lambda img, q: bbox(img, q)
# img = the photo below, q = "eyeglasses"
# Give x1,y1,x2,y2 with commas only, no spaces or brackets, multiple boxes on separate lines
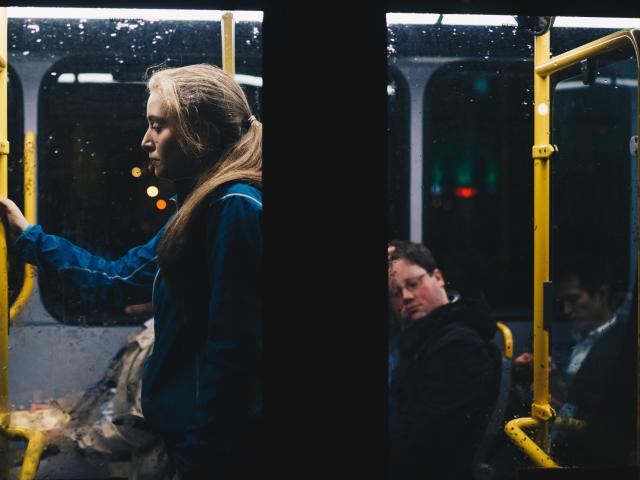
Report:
390,273,427,299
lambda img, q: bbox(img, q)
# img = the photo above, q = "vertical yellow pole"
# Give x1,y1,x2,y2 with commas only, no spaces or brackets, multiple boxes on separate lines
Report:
0,7,9,477
532,31,554,451
9,133,36,321
221,12,235,76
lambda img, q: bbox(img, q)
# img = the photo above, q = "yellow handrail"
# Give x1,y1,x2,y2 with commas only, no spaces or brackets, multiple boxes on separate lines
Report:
0,6,9,478
535,29,635,78
0,6,9,424
495,321,513,359
222,12,235,76
531,30,554,454
505,27,640,467
0,11,44,479
9,132,36,321
4,426,45,480
504,417,560,468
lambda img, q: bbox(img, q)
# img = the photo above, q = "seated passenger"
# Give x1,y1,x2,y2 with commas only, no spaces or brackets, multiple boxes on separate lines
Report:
550,268,634,466
388,240,515,480
555,271,620,388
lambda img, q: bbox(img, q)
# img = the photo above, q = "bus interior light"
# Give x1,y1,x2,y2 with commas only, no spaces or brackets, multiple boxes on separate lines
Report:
441,15,517,26
57,73,75,83
7,7,263,22
386,13,440,25
234,74,263,88
386,13,640,29
77,73,114,84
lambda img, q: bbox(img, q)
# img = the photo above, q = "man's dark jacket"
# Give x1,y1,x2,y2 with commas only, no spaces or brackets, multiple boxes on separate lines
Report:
389,299,502,480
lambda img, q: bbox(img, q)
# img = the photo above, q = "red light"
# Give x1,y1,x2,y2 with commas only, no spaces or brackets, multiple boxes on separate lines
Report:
156,199,167,210
456,187,477,199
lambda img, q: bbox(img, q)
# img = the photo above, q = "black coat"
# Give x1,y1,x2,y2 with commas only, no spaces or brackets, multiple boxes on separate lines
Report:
554,317,636,466
389,299,502,480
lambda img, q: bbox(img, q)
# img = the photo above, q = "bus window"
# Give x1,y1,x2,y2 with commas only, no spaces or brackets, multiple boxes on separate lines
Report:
424,61,533,314
387,13,639,474
550,44,637,466
386,15,638,325
8,12,262,325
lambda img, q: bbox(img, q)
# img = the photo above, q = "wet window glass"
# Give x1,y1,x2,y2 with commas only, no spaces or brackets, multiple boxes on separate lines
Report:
550,44,637,467
7,10,262,325
387,13,639,475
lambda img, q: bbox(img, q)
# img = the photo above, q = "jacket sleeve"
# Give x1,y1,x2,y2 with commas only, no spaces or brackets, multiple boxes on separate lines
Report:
14,223,163,295
174,193,263,478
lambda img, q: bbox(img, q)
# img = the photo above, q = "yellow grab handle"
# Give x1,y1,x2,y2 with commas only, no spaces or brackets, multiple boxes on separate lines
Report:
496,322,513,359
504,417,560,468
4,426,45,480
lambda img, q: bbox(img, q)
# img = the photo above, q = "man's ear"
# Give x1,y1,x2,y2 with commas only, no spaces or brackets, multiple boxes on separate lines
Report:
432,268,446,287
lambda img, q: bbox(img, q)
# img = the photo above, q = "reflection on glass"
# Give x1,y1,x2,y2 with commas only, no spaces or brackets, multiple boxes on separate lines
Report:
6,10,263,324
550,47,637,467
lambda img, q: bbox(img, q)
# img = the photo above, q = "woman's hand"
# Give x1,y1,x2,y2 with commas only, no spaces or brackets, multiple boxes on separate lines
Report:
0,197,30,238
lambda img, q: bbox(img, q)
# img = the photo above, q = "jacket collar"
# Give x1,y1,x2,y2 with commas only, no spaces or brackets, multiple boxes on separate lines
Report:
398,297,495,357
172,177,197,207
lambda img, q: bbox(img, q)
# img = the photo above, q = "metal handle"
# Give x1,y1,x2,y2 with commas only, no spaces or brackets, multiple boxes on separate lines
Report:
495,322,513,359
504,417,560,468
3,426,45,480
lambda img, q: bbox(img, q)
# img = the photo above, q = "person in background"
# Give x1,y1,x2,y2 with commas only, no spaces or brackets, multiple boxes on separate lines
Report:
387,240,506,480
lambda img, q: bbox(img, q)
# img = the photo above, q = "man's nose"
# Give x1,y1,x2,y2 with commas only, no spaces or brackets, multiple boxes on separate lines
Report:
402,287,414,301
563,302,573,315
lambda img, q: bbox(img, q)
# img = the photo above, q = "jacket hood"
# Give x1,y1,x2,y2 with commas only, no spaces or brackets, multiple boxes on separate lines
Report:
399,297,497,354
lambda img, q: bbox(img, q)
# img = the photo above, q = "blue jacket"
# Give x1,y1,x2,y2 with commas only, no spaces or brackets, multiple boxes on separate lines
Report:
15,180,263,477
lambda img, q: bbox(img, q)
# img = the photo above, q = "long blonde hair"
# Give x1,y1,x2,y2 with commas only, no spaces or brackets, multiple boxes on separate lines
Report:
149,64,262,295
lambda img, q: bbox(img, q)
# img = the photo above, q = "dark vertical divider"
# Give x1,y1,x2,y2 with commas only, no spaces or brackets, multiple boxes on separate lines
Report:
263,3,388,479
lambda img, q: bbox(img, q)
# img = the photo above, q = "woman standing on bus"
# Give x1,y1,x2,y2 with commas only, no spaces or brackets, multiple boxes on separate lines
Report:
0,64,263,479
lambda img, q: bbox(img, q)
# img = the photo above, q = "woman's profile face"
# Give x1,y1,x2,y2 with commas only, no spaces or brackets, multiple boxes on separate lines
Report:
141,91,197,180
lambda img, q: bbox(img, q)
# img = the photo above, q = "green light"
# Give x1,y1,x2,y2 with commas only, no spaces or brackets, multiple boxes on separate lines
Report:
456,156,473,186
486,158,498,189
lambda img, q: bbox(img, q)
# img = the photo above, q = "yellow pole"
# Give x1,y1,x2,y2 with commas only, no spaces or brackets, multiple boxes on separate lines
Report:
532,30,554,451
10,133,36,321
0,6,9,421
0,7,9,478
221,12,235,76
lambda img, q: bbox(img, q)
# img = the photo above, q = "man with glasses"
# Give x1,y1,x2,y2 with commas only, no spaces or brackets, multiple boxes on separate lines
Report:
388,240,509,480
